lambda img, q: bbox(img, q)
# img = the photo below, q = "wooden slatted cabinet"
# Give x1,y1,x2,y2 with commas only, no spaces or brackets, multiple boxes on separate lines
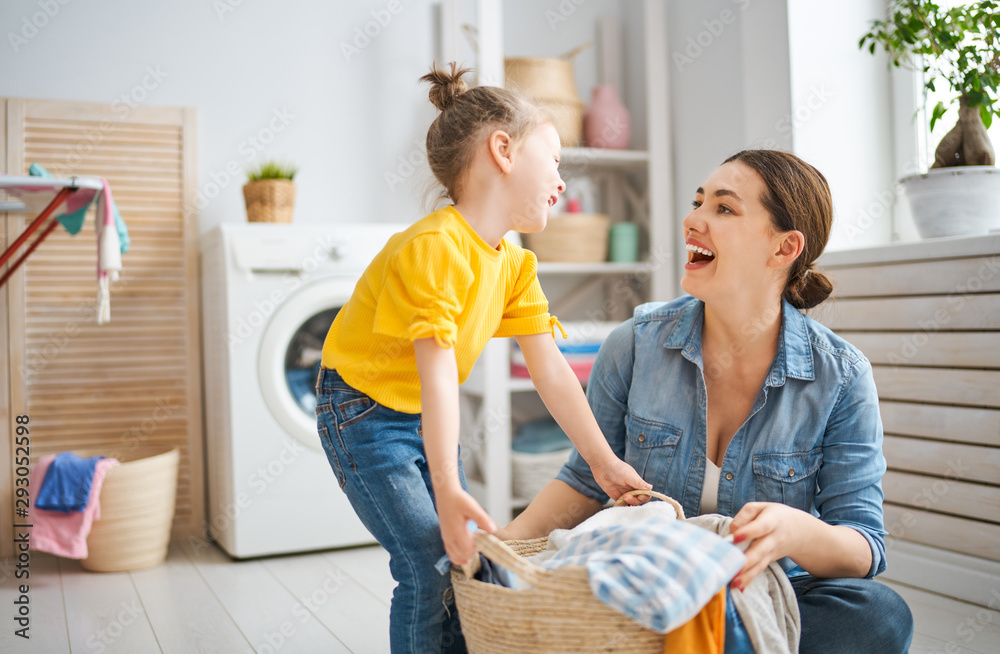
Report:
0,98,204,558
812,235,1000,607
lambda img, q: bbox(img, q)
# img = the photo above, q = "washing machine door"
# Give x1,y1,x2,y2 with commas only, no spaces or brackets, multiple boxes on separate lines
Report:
258,277,357,451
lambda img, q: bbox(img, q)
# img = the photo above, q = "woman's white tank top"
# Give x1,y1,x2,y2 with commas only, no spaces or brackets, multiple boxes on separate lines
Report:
700,458,721,514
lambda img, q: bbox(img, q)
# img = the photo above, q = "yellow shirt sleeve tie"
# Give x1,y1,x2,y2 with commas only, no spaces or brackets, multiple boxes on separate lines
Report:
407,312,458,349
549,316,568,340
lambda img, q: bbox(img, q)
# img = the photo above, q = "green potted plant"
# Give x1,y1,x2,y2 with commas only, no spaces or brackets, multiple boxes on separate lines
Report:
243,160,299,223
860,0,1000,238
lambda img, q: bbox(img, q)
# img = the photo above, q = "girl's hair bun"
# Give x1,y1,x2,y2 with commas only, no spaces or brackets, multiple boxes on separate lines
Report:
420,62,470,112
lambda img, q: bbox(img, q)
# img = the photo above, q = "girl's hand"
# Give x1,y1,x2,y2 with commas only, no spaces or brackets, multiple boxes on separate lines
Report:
590,457,653,506
436,487,497,565
727,502,809,590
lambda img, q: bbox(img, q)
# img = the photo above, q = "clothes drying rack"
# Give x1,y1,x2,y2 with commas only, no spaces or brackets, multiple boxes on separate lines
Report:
0,176,105,288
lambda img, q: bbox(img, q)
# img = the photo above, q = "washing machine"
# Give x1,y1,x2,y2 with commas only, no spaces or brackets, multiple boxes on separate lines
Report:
200,223,405,558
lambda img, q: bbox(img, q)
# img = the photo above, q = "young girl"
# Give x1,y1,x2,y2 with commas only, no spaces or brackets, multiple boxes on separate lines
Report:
314,63,651,653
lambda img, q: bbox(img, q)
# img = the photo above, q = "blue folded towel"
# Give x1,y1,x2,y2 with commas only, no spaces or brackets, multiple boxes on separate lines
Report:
35,453,105,513
512,417,573,454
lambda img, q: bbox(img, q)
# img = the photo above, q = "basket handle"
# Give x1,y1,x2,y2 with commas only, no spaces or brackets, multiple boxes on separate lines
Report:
613,489,686,519
458,491,684,583
458,530,554,587
560,40,593,61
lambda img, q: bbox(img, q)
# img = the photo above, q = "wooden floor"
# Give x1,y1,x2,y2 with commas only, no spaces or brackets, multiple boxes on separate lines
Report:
0,541,998,653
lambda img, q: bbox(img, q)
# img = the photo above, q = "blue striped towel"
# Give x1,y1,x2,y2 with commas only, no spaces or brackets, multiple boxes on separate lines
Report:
538,519,745,633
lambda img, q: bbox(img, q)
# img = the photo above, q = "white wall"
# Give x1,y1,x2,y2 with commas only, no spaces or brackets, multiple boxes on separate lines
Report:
0,0,634,235
666,0,798,274
1,0,904,253
1,0,443,233
666,0,899,256
787,0,897,250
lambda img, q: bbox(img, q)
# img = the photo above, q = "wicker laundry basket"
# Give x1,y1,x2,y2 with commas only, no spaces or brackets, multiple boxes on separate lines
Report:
452,490,685,653
70,445,180,572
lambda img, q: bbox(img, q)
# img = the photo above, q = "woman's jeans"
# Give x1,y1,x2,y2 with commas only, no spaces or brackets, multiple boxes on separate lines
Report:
791,574,914,653
723,575,913,653
315,367,468,654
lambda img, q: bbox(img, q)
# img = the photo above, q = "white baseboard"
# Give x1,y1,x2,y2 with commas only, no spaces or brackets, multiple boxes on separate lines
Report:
882,539,1000,608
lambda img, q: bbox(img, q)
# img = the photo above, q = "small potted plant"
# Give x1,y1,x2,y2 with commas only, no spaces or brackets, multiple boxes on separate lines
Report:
243,160,299,223
860,0,1000,238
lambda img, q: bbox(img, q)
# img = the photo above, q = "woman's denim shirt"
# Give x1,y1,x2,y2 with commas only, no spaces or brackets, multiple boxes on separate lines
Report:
556,295,888,579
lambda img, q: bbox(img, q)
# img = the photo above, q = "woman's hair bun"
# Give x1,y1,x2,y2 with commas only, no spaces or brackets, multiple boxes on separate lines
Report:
787,268,833,310
420,62,470,112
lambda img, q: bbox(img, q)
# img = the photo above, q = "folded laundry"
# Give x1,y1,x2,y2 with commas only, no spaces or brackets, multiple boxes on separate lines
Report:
36,452,105,513
512,417,572,454
29,454,120,559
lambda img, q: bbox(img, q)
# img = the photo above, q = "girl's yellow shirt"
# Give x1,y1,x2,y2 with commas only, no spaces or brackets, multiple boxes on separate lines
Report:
321,205,563,414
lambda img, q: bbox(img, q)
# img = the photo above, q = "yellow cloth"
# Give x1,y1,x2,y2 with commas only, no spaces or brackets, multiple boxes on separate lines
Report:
662,588,727,653
321,205,562,414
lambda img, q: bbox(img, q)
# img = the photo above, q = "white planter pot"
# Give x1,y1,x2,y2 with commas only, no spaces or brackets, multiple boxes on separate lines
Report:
900,166,1000,239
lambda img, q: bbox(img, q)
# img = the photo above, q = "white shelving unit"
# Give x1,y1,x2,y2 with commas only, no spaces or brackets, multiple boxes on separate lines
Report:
444,0,675,521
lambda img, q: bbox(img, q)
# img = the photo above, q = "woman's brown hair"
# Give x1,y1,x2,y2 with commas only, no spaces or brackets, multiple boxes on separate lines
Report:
723,149,835,310
419,62,548,204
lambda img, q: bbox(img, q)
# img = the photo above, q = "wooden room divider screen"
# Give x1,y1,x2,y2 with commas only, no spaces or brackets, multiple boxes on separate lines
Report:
0,97,204,557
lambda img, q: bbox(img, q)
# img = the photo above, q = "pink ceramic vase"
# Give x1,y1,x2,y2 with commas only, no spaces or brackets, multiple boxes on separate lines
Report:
584,84,631,149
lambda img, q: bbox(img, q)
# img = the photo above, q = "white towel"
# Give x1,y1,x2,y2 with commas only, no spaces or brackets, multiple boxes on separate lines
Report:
95,179,121,325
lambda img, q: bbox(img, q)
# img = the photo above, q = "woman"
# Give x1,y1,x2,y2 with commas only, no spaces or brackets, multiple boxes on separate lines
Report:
500,150,914,653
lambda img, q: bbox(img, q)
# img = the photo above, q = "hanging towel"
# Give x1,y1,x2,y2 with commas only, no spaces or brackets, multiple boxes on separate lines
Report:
29,455,120,559
27,163,130,251
7,165,130,323
95,177,122,324
35,452,104,512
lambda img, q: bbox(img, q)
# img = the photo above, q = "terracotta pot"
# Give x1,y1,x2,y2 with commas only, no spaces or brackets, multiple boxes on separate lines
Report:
584,85,631,149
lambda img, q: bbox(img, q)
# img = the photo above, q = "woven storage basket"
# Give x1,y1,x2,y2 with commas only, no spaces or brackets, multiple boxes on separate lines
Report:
69,445,180,572
505,57,584,147
243,179,296,223
452,490,685,653
523,213,609,263
511,448,573,504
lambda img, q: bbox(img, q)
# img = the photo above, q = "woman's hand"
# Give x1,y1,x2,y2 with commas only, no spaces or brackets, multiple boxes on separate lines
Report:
436,487,497,565
727,502,810,590
590,456,653,506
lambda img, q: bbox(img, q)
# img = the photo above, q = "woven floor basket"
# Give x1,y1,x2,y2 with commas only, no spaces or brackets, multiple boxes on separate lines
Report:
243,179,296,223
68,445,180,572
452,490,685,653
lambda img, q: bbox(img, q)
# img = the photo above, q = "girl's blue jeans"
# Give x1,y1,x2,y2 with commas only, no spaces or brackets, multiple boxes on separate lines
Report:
315,367,468,654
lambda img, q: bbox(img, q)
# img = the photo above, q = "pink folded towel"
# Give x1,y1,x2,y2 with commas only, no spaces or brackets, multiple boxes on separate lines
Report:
29,454,120,558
